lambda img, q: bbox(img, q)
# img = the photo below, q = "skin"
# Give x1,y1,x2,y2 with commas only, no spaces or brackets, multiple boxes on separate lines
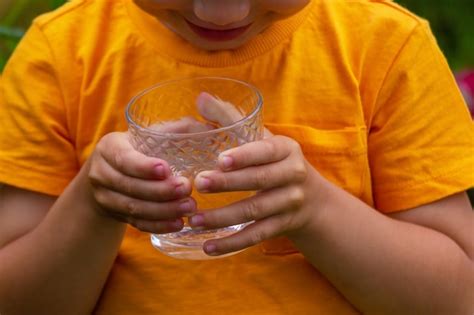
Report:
133,0,310,50
0,1,473,314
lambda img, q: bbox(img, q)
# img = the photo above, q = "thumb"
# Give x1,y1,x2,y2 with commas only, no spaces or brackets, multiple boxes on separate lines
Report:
196,92,273,138
196,92,244,127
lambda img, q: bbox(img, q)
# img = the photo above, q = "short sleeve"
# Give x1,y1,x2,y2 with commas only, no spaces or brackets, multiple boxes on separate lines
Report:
0,23,78,196
368,21,474,213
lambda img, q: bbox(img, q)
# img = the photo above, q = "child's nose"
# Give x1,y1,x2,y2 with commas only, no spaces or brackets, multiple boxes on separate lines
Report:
193,0,251,26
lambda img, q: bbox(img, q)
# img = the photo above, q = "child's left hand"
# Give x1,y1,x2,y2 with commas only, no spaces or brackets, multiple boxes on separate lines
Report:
189,93,324,256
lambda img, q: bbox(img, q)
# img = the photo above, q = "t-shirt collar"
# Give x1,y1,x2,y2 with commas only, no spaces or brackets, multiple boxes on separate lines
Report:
124,0,313,67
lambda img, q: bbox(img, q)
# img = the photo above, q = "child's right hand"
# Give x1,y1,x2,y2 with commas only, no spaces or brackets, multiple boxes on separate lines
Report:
86,132,196,233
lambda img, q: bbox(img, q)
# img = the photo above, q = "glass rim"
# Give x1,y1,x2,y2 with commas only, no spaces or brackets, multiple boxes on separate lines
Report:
125,76,263,138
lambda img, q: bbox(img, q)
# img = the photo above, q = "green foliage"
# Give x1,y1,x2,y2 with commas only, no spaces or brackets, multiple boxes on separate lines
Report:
0,0,67,70
396,0,474,70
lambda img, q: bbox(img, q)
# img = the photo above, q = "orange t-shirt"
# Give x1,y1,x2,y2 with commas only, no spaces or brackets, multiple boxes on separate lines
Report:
0,0,473,314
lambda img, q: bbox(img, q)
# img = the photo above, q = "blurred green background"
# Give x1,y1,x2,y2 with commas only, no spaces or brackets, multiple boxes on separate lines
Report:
1,0,473,71
0,0,65,70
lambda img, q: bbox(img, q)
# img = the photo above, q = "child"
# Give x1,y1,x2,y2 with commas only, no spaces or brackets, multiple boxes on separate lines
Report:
0,0,473,314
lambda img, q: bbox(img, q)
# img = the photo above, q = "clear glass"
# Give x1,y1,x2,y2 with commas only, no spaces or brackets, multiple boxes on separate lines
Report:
126,77,264,260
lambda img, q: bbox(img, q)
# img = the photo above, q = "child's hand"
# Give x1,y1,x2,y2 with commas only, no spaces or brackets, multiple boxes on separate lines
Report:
190,93,320,256
86,132,196,233
189,135,319,256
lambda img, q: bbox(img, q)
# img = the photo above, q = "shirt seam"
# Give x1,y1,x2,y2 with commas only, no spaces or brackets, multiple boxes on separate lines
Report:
376,162,474,194
0,157,77,178
372,0,422,21
0,161,75,196
30,22,80,169
367,20,423,131
32,0,88,29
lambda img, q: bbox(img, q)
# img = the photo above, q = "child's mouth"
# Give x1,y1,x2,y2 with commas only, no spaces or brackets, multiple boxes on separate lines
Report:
185,20,252,42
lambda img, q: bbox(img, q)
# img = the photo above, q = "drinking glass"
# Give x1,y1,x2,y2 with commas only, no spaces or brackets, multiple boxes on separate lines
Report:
126,77,264,260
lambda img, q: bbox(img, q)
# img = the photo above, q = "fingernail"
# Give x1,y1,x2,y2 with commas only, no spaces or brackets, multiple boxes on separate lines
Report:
179,199,195,215
204,243,218,255
174,178,188,197
154,164,166,178
189,214,204,226
219,155,233,170
195,176,211,191
196,92,207,107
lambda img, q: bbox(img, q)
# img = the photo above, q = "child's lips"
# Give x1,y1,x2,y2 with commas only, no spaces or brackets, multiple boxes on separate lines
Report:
185,20,252,42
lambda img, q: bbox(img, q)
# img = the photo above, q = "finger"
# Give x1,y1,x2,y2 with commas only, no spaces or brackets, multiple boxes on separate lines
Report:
149,116,215,133
202,214,292,256
197,92,273,138
216,136,296,172
93,186,197,220
90,158,192,201
196,92,244,127
130,218,184,234
99,132,172,180
195,158,307,192
188,186,303,229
